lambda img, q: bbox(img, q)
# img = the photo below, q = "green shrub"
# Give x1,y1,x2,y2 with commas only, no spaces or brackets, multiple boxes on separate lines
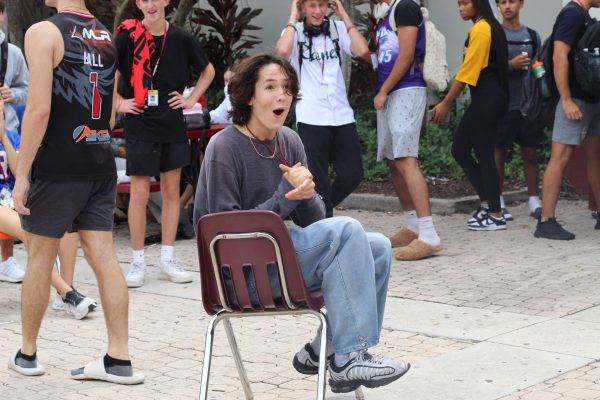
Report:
351,93,547,183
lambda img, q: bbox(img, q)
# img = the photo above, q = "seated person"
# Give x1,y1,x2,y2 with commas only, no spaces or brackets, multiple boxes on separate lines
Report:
193,54,409,394
0,101,96,319
209,69,233,124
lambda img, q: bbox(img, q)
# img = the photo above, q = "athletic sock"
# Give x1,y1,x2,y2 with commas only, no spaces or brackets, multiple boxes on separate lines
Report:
334,353,351,368
161,245,174,263
17,349,36,362
132,249,145,265
309,330,334,357
481,202,489,210
417,216,441,247
404,210,419,234
103,354,133,377
529,196,542,213
499,195,506,209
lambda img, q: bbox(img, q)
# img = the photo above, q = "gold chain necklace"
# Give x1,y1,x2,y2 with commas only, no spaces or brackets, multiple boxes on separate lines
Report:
245,126,276,159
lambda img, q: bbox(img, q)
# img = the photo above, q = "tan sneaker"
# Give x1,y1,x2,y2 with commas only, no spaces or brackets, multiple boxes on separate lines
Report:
394,239,442,261
388,228,418,248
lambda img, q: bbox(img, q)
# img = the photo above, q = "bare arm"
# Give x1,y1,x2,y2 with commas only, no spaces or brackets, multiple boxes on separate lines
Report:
431,79,467,124
168,62,215,110
331,0,370,62
12,22,60,215
374,26,418,110
0,101,18,171
553,40,581,120
275,0,301,58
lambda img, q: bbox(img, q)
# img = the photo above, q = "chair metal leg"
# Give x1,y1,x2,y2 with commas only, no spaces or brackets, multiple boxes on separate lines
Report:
223,317,254,400
54,256,61,273
316,311,328,400
199,313,220,400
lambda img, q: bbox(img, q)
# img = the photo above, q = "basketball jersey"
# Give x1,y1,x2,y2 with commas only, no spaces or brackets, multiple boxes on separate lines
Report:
32,11,117,181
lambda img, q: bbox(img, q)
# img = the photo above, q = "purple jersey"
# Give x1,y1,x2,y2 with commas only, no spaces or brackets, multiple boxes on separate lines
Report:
376,1,426,92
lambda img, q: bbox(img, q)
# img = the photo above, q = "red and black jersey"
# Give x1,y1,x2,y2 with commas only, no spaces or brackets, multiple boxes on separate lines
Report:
32,11,117,181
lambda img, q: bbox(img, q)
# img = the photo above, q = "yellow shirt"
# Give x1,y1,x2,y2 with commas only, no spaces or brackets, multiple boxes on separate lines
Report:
455,19,492,87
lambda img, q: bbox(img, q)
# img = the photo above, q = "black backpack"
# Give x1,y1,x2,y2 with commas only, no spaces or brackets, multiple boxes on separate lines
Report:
573,21,600,98
520,35,559,129
520,3,584,128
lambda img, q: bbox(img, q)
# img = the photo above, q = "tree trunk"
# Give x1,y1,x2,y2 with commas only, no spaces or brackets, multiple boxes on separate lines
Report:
171,0,194,27
6,0,42,49
114,0,134,31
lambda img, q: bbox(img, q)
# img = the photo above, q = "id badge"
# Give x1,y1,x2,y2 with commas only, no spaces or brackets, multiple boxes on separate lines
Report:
317,83,328,100
147,90,159,107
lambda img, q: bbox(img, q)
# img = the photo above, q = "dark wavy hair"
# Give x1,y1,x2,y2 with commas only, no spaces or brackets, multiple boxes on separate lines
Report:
473,0,509,88
228,54,301,126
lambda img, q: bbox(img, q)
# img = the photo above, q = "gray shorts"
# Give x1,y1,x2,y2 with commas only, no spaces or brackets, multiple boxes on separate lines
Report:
552,98,600,145
376,87,427,161
21,177,117,239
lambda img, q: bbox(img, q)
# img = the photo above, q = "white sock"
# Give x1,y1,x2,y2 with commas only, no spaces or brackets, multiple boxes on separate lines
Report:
529,196,541,212
404,210,419,233
481,201,489,210
334,353,351,367
418,216,441,247
499,195,506,209
132,249,145,265
161,245,174,263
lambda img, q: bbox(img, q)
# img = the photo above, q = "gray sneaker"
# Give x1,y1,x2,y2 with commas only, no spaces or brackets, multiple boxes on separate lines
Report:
293,343,332,375
62,289,96,320
328,351,410,393
8,350,45,376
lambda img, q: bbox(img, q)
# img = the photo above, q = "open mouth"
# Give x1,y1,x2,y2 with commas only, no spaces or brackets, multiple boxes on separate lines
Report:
273,108,285,116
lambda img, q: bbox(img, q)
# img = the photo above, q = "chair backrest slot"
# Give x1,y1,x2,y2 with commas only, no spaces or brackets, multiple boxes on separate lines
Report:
197,210,326,315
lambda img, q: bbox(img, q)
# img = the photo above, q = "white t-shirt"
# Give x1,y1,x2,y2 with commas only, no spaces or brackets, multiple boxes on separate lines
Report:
288,21,355,126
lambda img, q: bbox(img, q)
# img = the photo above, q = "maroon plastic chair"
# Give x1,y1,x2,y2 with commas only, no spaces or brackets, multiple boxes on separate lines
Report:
197,210,364,400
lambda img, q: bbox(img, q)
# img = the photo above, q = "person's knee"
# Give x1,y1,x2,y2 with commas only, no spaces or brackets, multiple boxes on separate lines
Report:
394,158,419,176
129,186,150,206
520,147,537,164
368,233,392,266
161,187,180,204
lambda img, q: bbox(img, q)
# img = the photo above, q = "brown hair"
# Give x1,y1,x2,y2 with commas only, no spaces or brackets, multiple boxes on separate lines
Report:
0,1,5,12
228,54,300,126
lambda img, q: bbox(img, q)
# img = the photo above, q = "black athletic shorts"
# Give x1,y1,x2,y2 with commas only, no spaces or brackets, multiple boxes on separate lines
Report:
126,140,190,177
495,110,547,151
21,177,117,239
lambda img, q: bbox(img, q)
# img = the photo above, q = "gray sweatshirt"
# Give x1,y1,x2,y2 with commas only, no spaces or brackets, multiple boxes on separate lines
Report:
0,31,29,133
193,125,325,230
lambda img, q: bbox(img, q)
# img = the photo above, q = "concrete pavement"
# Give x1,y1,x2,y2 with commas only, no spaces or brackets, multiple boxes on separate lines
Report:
1,199,599,399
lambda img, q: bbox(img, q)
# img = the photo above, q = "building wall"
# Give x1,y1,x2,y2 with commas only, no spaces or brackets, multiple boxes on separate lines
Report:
197,0,600,73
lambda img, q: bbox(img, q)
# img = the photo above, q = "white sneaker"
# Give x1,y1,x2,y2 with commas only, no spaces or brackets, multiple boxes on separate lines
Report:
52,292,67,311
328,351,410,393
159,259,192,283
0,257,25,283
126,261,146,288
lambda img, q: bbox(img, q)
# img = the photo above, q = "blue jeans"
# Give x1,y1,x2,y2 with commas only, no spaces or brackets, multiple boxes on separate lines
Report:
289,216,392,354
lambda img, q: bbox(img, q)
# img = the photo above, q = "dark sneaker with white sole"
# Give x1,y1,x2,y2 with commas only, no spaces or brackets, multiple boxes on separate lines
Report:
595,213,600,230
468,214,507,231
293,343,331,375
534,218,575,240
328,351,410,393
530,207,542,220
467,206,489,226
501,207,514,221
62,288,97,320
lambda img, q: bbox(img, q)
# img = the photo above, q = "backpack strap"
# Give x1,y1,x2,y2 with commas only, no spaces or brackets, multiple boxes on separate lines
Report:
526,27,539,59
295,22,307,76
328,20,342,67
0,40,8,87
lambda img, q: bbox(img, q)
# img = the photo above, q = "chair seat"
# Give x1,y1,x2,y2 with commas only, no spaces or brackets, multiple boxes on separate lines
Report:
116,181,161,194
